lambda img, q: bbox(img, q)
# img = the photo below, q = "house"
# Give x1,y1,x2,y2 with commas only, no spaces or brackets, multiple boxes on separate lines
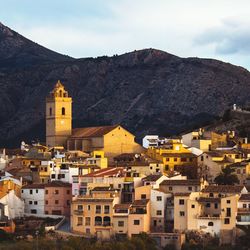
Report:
237,193,250,225
71,186,120,239
44,181,72,216
21,183,45,215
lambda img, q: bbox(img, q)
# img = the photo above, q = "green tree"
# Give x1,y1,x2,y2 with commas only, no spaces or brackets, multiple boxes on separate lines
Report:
214,166,239,185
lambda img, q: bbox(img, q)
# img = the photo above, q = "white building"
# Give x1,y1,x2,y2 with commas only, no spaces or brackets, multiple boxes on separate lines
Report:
21,184,45,215
143,135,159,148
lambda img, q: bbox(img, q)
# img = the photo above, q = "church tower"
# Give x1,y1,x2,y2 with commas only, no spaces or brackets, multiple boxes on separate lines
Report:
46,80,72,147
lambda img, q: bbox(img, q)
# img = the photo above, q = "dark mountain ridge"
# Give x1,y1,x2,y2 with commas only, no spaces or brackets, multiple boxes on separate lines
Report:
0,22,250,147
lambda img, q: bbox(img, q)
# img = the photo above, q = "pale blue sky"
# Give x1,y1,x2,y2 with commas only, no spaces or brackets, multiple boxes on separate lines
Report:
1,0,250,69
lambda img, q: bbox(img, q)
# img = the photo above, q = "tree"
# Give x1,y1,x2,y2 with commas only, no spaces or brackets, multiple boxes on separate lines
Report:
214,166,239,185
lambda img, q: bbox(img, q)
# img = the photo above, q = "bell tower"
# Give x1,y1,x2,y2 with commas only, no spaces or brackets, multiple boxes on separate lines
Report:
46,80,72,147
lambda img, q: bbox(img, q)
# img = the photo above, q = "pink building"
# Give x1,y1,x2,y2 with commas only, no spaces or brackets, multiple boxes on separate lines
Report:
44,181,72,216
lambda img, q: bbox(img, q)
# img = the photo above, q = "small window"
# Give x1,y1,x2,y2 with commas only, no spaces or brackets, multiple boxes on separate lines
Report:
156,210,162,216
45,190,48,194
174,158,177,162
180,211,185,216
88,205,91,211
55,200,59,204
157,196,162,201
67,190,70,195
191,204,195,208
188,186,192,191
85,217,91,226
55,190,59,195
224,218,230,224
36,189,38,193
34,201,38,205
62,107,65,115
45,200,48,205
214,203,218,209
77,217,83,226
169,187,173,191
30,190,33,195
49,108,52,116
243,204,247,208
118,221,124,227
179,199,184,205
134,220,140,225
206,203,210,208
29,201,32,205
141,194,146,199
208,221,214,226
227,200,231,204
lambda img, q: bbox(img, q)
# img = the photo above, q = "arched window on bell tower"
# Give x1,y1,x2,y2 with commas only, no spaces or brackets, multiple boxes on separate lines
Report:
62,107,65,115
49,107,52,116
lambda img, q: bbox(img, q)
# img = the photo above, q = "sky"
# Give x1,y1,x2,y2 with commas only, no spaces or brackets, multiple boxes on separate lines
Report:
1,0,250,69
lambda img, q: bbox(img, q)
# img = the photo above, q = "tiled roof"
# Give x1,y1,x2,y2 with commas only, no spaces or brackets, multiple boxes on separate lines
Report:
202,185,244,193
82,167,125,178
73,198,114,203
160,179,201,186
113,203,131,210
45,181,71,188
161,153,196,158
22,183,45,189
70,125,119,138
174,193,191,196
132,199,150,206
239,194,250,201
197,197,221,202
142,174,162,182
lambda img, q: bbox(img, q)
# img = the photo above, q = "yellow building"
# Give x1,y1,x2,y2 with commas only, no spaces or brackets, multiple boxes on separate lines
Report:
71,186,120,239
46,80,72,147
67,125,143,159
147,139,196,173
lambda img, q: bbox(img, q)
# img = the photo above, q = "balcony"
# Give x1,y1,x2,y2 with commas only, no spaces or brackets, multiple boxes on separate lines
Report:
197,214,221,220
130,209,147,214
74,210,84,215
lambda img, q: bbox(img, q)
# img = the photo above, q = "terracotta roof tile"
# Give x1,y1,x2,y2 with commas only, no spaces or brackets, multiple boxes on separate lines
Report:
202,185,244,193
239,194,250,201
70,125,119,138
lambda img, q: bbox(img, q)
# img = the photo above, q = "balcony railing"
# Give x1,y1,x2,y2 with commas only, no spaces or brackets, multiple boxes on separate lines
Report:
197,214,221,220
74,210,84,215
95,222,112,227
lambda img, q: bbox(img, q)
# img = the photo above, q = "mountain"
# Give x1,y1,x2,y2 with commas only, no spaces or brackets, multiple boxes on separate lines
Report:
0,22,250,147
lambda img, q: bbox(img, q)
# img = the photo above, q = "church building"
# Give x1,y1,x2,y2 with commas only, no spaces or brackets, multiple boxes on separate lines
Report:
46,81,143,158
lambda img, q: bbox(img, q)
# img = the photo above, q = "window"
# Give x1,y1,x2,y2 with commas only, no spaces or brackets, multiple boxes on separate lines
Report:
36,189,38,193
21,190,24,193
55,200,59,204
141,194,146,199
49,107,52,116
118,221,124,227
179,199,184,205
45,190,48,194
134,220,140,225
45,200,48,205
104,205,110,214
29,201,32,205
96,205,101,214
85,217,91,226
214,203,218,209
174,158,177,162
180,211,185,216
208,222,214,226
30,190,33,195
51,174,55,179
224,218,230,224
77,217,83,226
88,205,91,211
34,201,38,205
209,193,214,198
55,190,59,195
200,156,204,161
78,205,83,211
227,200,231,204
67,190,70,195
156,210,162,216
157,196,162,201
181,158,187,162
169,187,173,191
206,203,210,208
188,186,192,191
191,204,195,208
62,107,65,115
166,158,170,162
243,204,247,208
67,200,70,206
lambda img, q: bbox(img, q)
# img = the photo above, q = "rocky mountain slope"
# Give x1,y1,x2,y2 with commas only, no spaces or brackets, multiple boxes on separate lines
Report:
1,22,250,147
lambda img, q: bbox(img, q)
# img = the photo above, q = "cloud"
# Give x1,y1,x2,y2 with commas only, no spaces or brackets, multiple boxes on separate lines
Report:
195,18,250,55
